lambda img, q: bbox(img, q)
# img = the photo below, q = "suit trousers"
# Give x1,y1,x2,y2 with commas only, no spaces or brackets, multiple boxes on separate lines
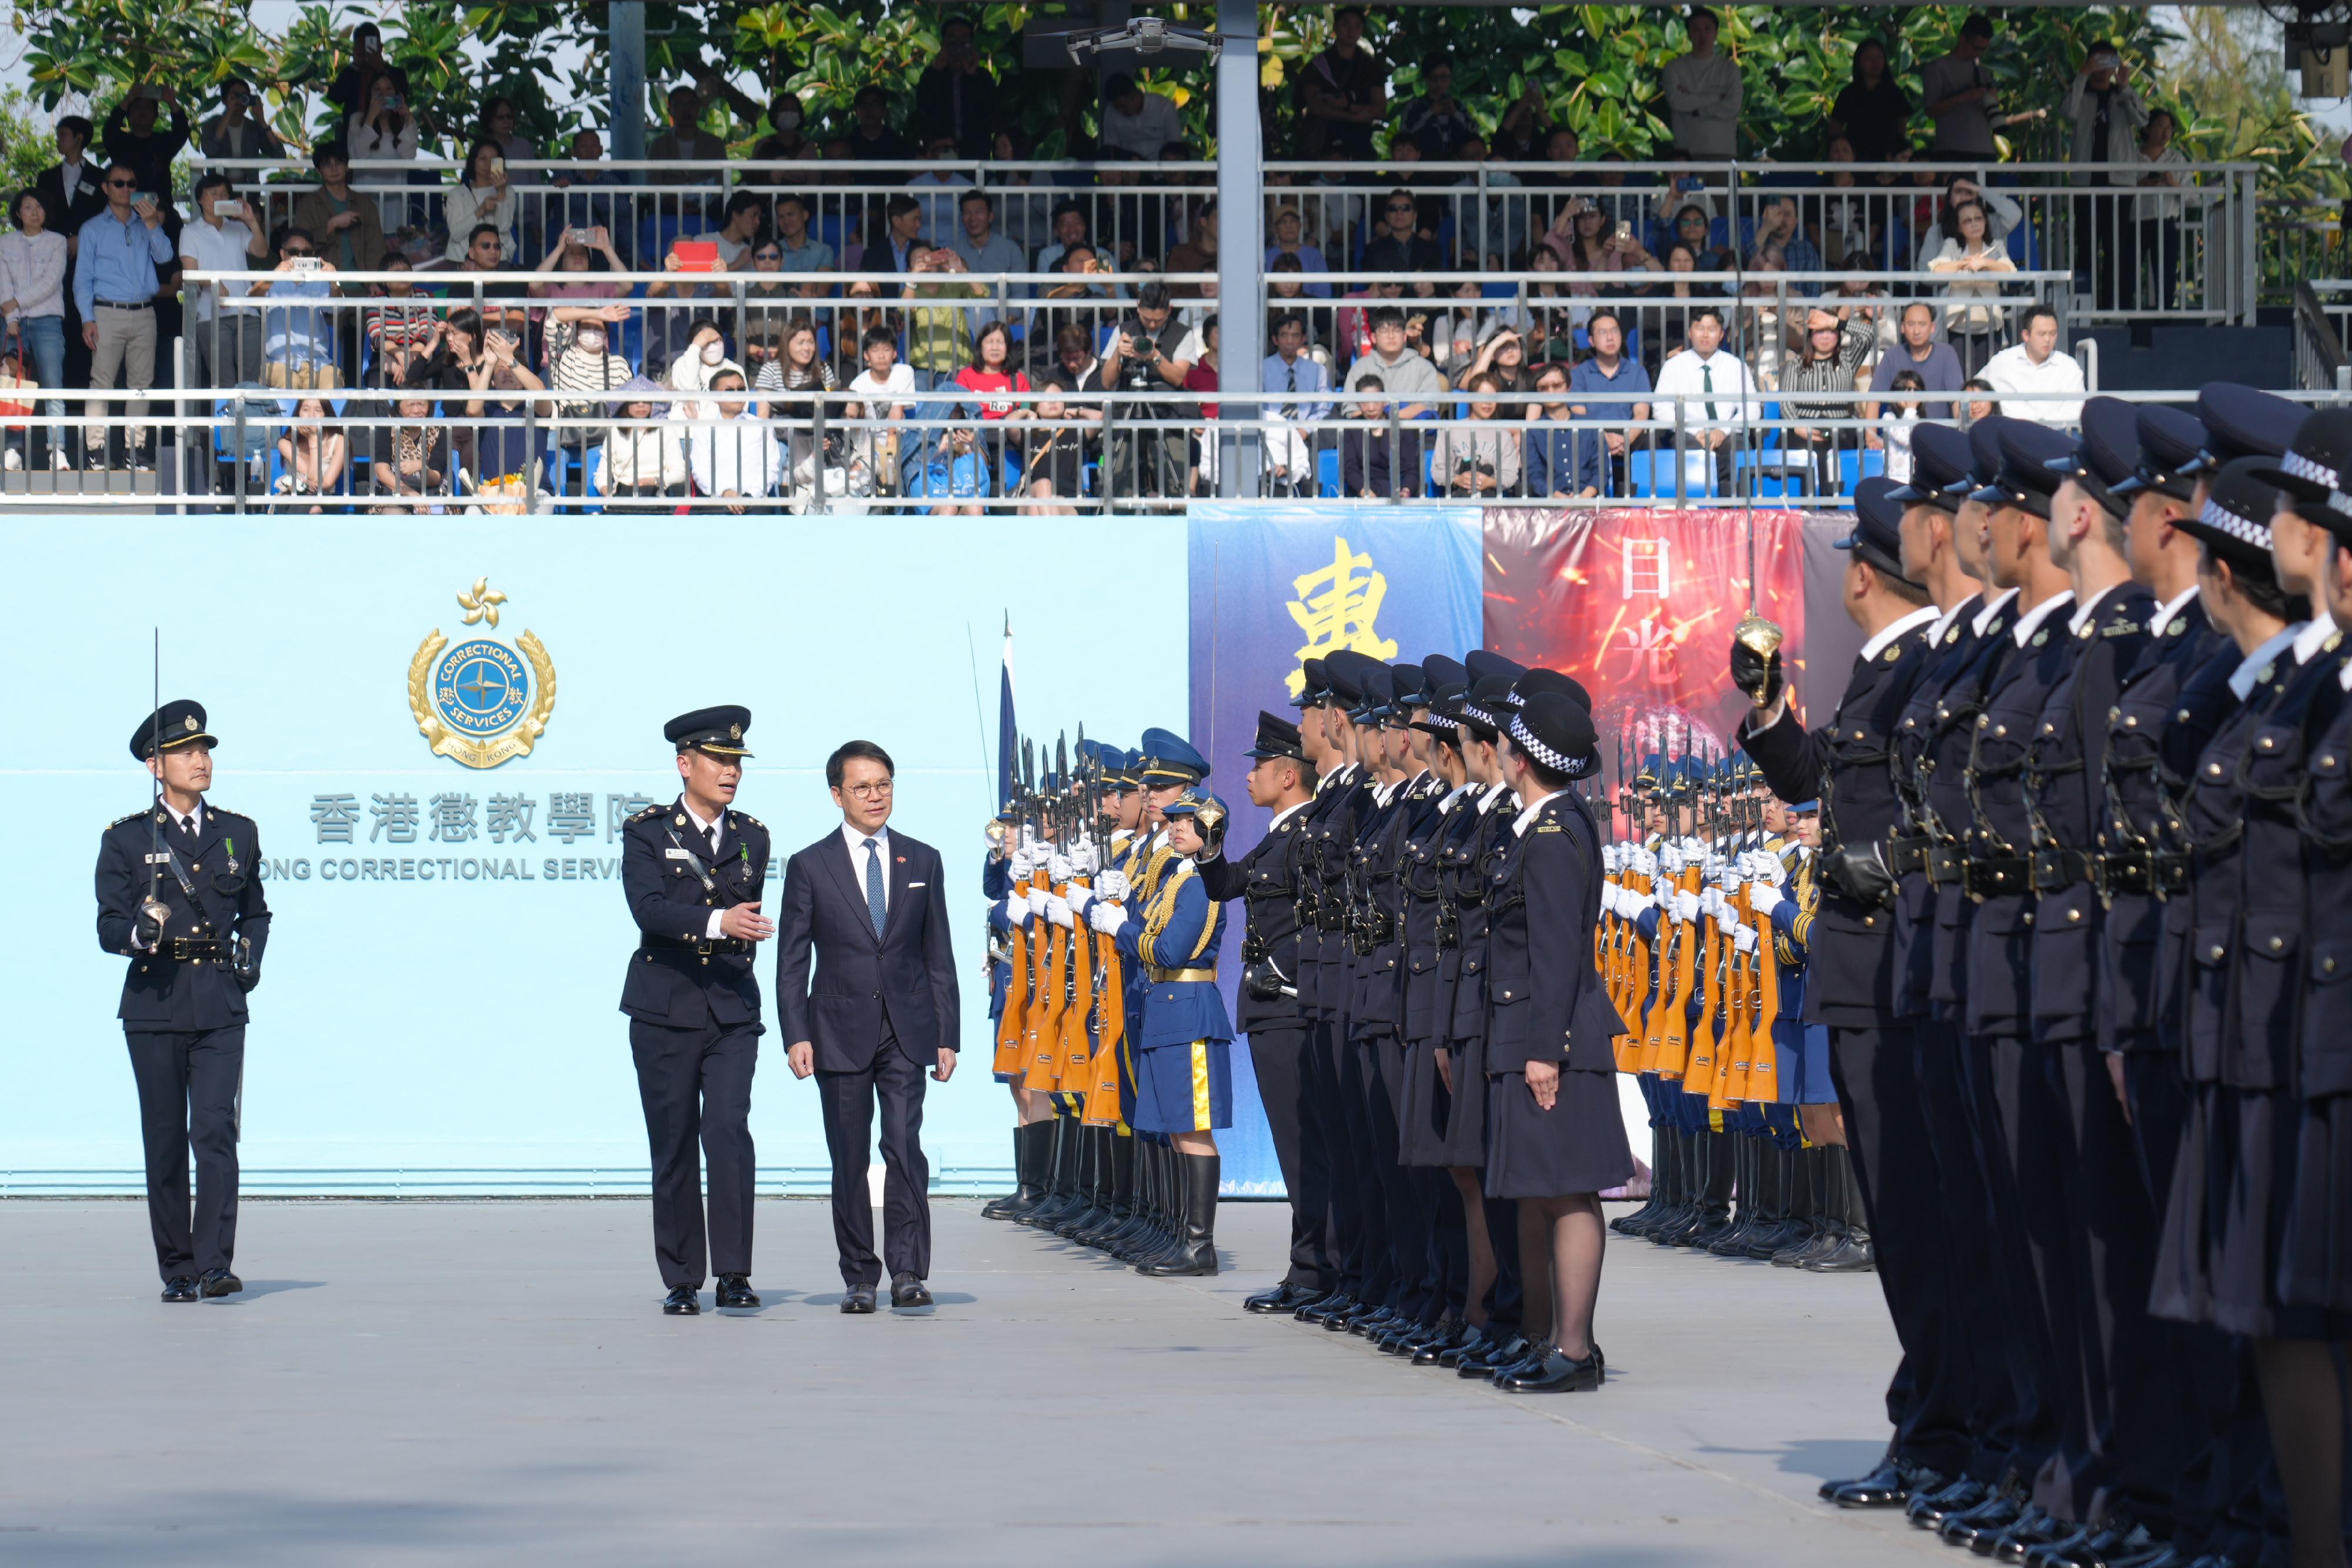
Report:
816,1035,932,1287
1916,1016,2023,1482
1829,1022,1973,1478
629,1019,759,1289
1364,1032,1437,1320
125,1025,245,1280
1247,1021,1335,1292
1325,1011,1386,1300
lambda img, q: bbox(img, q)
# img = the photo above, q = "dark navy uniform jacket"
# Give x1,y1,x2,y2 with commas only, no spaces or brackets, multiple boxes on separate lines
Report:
95,801,272,1031
1402,786,1481,1046
1742,610,1940,1028
2296,678,2352,1099
1351,773,1444,1035
1922,594,2022,1021
1194,801,1310,1036
1447,785,1518,1045
1890,593,1989,1022
1298,765,1371,1019
619,796,770,1032
1484,789,1625,1076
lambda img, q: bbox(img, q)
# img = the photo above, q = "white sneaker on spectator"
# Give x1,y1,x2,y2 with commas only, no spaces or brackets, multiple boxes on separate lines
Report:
4,449,21,471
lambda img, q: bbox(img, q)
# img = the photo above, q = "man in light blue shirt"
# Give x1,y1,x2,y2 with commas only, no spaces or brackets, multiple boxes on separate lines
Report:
72,161,172,470
1261,314,1332,496
948,190,1025,324
770,193,836,291
1567,310,1653,493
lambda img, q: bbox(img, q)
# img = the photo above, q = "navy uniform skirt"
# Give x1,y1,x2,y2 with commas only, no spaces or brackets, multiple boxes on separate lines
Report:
1397,1037,1463,1167
1482,1064,1635,1201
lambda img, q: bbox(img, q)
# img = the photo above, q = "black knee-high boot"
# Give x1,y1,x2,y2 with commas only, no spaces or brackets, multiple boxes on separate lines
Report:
1138,1152,1221,1276
986,1121,1051,1221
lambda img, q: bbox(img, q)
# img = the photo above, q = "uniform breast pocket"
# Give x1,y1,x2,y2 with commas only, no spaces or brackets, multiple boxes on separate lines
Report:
2301,937,2352,1097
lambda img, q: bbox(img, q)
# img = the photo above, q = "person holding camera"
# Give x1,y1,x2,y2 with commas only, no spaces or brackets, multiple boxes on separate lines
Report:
199,78,287,163
2062,41,2150,314
249,227,343,392
101,85,189,214
346,71,420,168
178,173,269,391
1100,281,1194,499
95,700,272,1303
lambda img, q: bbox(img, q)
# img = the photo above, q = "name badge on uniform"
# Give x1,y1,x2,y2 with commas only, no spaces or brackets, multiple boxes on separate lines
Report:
144,852,172,865
664,847,696,861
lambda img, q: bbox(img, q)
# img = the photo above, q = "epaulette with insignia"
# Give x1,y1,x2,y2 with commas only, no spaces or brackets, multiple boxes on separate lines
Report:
734,813,764,828
107,808,146,830
627,804,665,823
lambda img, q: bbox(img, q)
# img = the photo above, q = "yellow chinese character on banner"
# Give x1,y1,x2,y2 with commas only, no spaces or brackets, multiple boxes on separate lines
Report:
1287,536,1398,696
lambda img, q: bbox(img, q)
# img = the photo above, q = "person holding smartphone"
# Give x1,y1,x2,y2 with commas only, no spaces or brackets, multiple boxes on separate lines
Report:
178,173,269,392
199,78,287,163
442,139,516,265
100,85,189,213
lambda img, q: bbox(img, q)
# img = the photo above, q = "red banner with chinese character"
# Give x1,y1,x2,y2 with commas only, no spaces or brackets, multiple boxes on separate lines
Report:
1483,508,1813,782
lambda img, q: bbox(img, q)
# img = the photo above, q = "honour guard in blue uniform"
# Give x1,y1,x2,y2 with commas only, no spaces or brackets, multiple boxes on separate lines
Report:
617,706,772,1316
95,700,270,1303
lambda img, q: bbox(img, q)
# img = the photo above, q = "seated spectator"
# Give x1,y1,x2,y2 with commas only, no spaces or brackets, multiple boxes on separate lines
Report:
1033,200,1091,276
363,256,437,382
954,321,1033,420
1181,315,1221,495
868,194,929,275
1015,378,1088,512
1832,273,1896,363
749,91,816,170
770,193,835,289
1649,243,1712,361
1960,376,1997,426
1165,199,1218,298
1266,256,1334,361
450,223,531,339
399,306,546,482
681,367,777,509
845,323,917,496
1866,300,1964,424
1752,196,1823,294
843,85,918,168
443,141,518,265
249,226,343,390
1435,373,1521,497
1526,363,1603,499
1335,276,1407,365
1979,304,2083,427
906,138,971,250
1665,203,1735,277
1932,173,2023,247
733,241,803,343
1265,206,1331,299
1047,322,1107,429
604,377,687,498
913,420,991,515
201,78,288,162
1648,306,1762,490
479,96,536,168
1362,188,1443,285
1263,312,1334,496
530,226,631,363
178,175,268,390
1779,306,1878,492
743,327,783,387
293,143,387,276
1339,376,1421,499
764,315,836,483
275,396,347,510
1033,244,1111,373
903,245,985,381
369,391,451,510
102,85,189,207
552,128,623,254
1926,196,2016,373
348,72,419,166
1100,73,1184,161
1344,305,1443,420
546,305,634,460
1464,323,1538,403
1878,369,1926,482
707,190,770,272
1568,309,1652,483
1543,198,1663,295
1395,58,1480,168
950,189,1024,283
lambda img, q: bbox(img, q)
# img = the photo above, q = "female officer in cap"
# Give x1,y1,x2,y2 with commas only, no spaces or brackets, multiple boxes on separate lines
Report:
1089,787,1232,1277
1481,690,1633,1392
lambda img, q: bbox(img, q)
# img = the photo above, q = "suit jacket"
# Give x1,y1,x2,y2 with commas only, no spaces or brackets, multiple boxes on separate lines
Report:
34,162,109,242
776,825,959,1072
95,801,272,1031
617,798,770,1031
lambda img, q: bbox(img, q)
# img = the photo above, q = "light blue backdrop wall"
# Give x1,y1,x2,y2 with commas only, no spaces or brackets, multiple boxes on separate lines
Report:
1,516,1187,1193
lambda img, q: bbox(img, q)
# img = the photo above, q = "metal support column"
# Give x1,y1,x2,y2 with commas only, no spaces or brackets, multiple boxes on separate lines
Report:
609,1,647,162
1213,0,1262,498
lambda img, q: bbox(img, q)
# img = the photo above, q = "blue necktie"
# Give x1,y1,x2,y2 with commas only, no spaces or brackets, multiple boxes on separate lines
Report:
863,837,887,938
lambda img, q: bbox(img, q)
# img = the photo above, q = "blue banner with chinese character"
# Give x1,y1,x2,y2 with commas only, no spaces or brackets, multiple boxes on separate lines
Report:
1186,504,1484,1195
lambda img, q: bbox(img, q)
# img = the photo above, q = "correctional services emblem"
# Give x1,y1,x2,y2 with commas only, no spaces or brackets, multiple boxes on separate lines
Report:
406,577,558,768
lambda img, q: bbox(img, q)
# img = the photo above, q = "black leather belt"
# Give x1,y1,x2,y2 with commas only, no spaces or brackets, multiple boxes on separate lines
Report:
2028,847,2089,893
650,936,750,957
1888,833,1935,877
1963,855,2030,900
1924,842,1963,887
166,937,226,960
96,299,155,310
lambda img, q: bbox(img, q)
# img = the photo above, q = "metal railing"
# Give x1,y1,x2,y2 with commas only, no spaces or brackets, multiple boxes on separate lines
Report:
2296,280,2352,394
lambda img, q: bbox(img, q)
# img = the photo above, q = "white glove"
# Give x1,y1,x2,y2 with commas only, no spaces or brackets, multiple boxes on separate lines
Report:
1018,824,1038,853
1699,885,1723,920
1603,844,1621,874
1673,890,1700,924
1733,924,1758,955
1001,894,1026,926
1008,851,1033,881
1638,848,1658,878
1047,853,1073,884
1749,881,1785,920
1032,839,1057,864
1045,894,1075,928
1716,906,1740,938
1087,901,1128,937
1065,883,1096,915
1659,843,1683,875
1070,841,1096,875
1027,888,1049,917
1098,868,1130,902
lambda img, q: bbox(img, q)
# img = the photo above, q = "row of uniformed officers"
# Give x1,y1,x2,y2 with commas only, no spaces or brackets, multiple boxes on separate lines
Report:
1733,385,2352,1568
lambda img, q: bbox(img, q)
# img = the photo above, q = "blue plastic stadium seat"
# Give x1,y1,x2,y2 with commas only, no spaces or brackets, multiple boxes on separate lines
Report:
1626,447,1718,499
1317,445,1341,497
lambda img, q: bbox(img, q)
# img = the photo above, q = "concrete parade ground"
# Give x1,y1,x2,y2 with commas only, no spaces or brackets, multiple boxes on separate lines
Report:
0,1196,1949,1566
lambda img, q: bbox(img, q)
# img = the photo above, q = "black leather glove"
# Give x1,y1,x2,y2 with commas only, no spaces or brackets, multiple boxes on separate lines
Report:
133,902,165,950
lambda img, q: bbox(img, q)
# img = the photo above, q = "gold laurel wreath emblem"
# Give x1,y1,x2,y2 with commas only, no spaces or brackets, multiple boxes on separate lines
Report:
407,628,559,769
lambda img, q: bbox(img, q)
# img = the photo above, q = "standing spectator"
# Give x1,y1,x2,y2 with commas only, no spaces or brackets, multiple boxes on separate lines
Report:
1568,309,1652,488
651,83,730,178
1779,307,1877,492
1826,39,1911,164
2060,41,2149,312
199,79,288,163
1647,306,1761,491
0,190,71,469
750,92,816,169
1435,374,1520,497
915,14,1002,159
248,226,342,389
550,129,622,256
1865,300,1964,423
1921,14,1999,159
1395,58,1479,165
950,190,1024,282
1265,205,1331,297
72,164,171,471
603,377,687,499
323,21,412,120
1877,370,1926,482
1751,196,1822,293
101,86,191,208
1926,198,2015,373
1662,9,1741,159
443,141,518,265
478,96,536,168
346,72,420,166
2131,108,2188,314
178,174,268,392
1300,6,1385,161
1343,305,1442,420
1979,303,2084,428
1339,375,1418,498
1262,312,1333,496
844,85,918,168
1362,188,1442,282
1491,83,1551,164
1526,362,1602,499
1101,280,1192,497
293,143,388,278
905,138,971,252
1099,75,1184,161
35,118,108,243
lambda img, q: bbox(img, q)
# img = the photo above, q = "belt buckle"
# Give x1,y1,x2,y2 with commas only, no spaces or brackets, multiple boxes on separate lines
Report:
1925,843,1960,887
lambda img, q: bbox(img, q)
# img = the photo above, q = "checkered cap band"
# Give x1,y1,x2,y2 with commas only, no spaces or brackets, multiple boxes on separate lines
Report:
1507,710,1594,778
2200,495,2274,552
2284,450,2343,493
1457,700,1500,729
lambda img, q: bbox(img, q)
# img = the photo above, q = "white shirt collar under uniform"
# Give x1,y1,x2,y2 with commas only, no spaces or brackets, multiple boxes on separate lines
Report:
1860,604,1940,663
2147,584,2200,639
1513,788,1566,837
2230,623,2304,701
2010,589,2076,648
1971,586,2020,640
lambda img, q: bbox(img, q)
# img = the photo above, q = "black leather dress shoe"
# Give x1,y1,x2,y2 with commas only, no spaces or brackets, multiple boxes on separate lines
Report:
840,1283,877,1313
198,1268,243,1299
1458,1333,1530,1378
1803,1235,1878,1272
662,1285,700,1315
1297,1292,1352,1326
2027,1523,2152,1568
1486,1340,1556,1384
161,1275,199,1303
1497,1346,1605,1392
1943,1493,2027,1548
714,1274,760,1309
891,1273,934,1308
1435,1325,1493,1369
1833,1459,1943,1509
1984,1506,2070,1562
1245,1282,1324,1315
1411,1320,1472,1365
1910,1477,1990,1528
1820,1458,1903,1506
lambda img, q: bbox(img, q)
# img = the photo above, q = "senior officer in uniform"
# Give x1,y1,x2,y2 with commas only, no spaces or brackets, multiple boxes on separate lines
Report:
619,706,774,1316
95,699,270,1303
776,740,960,1313
1733,478,1960,1506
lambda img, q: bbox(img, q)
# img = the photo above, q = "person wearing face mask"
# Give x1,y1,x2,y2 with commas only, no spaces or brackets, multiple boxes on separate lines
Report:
547,307,634,480
667,321,740,397
530,225,630,363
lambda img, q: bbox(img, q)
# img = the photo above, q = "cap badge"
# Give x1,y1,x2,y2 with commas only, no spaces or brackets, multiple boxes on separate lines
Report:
729,723,741,740
182,716,198,733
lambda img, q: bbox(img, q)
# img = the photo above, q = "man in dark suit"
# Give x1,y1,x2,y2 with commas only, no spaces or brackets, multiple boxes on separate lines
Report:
36,115,111,411
776,739,960,1312
617,706,774,1316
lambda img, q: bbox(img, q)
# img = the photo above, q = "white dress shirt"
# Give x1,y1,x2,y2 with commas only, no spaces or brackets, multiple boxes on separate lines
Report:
1267,798,1313,833
683,800,730,940
2232,623,2305,701
1972,586,2020,639
1513,787,1567,837
1980,344,2086,429
2064,580,2124,636
130,797,205,951
841,821,893,915
1651,346,1763,432
2294,615,2340,666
